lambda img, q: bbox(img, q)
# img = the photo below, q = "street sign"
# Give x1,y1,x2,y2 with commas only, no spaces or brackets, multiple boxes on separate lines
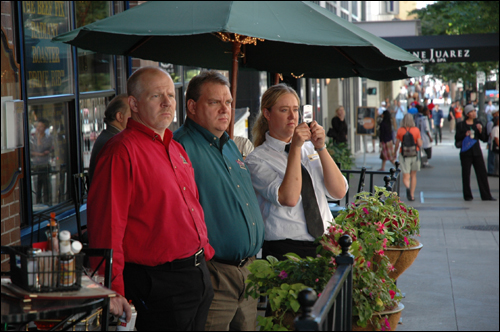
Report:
476,71,486,85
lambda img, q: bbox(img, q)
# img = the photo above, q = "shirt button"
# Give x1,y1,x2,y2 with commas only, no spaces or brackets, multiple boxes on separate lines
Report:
229,167,232,170
174,166,177,169
191,208,194,211
246,203,249,206
237,185,240,188
183,187,186,190
252,223,255,226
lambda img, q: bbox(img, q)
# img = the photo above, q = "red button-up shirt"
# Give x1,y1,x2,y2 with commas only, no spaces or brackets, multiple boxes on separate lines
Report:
87,119,214,296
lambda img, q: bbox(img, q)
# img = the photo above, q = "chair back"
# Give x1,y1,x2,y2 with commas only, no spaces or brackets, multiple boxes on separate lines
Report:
72,172,90,243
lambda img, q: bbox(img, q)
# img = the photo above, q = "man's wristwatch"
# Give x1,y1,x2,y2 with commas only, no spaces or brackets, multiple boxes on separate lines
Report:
315,144,327,152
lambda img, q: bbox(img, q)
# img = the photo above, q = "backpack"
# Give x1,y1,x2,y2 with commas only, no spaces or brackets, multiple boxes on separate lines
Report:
401,128,418,157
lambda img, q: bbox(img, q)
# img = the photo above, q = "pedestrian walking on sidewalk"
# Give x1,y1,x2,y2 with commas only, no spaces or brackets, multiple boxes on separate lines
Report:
455,105,496,201
379,110,396,171
394,114,423,201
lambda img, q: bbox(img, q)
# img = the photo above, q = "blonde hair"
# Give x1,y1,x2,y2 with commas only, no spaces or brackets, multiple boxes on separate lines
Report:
334,106,344,118
252,84,300,147
401,113,416,128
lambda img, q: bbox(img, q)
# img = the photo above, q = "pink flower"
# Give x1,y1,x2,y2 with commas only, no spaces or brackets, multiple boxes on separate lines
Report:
363,207,369,214
366,261,371,268
404,236,409,246
278,270,288,279
330,257,337,266
381,278,386,283
388,264,395,272
389,290,396,299
375,221,386,234
315,278,319,282
382,238,388,248
377,250,385,256
383,317,391,330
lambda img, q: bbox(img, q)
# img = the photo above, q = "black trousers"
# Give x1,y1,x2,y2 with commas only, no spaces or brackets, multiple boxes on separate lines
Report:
262,239,318,261
434,126,442,143
460,153,493,200
123,259,213,331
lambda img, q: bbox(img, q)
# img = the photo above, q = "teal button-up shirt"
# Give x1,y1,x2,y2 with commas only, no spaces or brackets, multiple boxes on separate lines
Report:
174,118,264,261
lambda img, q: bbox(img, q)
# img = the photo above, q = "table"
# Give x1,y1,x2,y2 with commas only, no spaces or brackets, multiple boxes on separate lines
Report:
1,276,115,331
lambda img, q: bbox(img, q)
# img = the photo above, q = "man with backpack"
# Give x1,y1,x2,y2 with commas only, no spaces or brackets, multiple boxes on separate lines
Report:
394,114,423,201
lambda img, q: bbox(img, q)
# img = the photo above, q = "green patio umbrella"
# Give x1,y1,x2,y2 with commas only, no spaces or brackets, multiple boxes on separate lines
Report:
53,1,422,136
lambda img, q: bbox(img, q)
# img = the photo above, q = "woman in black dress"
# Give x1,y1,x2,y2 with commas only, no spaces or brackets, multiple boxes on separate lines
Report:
329,106,348,144
379,111,395,171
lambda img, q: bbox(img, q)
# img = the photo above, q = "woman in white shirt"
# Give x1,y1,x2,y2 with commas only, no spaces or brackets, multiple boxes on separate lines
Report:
245,84,348,260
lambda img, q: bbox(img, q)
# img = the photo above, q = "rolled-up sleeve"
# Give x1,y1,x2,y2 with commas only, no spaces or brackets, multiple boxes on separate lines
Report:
245,157,283,207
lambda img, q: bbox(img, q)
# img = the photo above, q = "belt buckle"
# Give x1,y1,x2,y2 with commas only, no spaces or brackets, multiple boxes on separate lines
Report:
238,257,249,268
194,248,204,267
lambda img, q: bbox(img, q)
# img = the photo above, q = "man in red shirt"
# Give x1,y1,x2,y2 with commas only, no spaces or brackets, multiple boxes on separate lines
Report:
87,67,215,331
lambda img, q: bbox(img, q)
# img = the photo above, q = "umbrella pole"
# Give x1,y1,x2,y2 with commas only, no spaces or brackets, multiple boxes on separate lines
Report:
229,42,241,139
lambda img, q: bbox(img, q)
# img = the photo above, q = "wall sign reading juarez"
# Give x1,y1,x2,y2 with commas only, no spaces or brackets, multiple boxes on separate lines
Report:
22,1,73,97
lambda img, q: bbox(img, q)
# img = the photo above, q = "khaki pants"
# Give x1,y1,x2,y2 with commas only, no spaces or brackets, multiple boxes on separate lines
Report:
205,258,258,331
449,118,456,132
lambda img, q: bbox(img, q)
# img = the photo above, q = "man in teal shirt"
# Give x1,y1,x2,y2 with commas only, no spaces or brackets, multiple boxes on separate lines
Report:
174,71,264,331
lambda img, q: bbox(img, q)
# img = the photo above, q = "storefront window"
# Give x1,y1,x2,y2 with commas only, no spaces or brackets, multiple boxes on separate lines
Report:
22,1,73,97
76,2,113,92
80,97,108,169
28,103,70,211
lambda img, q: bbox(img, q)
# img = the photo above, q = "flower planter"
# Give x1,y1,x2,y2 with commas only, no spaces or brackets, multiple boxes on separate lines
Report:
353,303,405,331
385,241,423,280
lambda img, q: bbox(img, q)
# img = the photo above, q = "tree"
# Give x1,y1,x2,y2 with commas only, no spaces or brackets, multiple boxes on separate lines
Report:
410,1,499,85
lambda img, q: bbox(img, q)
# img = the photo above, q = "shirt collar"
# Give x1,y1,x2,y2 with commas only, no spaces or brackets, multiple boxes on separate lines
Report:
126,118,173,145
265,132,292,153
185,117,229,150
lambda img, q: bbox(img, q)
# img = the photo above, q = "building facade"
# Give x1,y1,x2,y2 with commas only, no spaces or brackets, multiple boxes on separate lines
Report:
1,1,417,271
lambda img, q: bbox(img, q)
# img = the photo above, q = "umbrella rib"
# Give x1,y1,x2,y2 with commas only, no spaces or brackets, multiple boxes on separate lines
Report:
333,46,359,75
125,36,153,54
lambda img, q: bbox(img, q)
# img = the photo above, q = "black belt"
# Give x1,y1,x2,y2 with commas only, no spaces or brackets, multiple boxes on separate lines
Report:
213,256,251,268
127,248,204,272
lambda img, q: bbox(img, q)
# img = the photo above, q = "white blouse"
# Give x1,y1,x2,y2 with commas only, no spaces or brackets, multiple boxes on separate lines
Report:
245,132,348,242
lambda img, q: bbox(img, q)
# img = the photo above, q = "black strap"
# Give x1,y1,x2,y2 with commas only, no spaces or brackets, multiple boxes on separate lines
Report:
285,144,324,238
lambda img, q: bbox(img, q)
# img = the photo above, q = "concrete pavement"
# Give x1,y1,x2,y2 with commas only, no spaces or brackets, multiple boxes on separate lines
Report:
354,128,499,331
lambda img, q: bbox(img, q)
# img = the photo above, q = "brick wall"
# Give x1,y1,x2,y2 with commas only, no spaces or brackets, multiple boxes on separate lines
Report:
1,184,21,271
1,0,21,272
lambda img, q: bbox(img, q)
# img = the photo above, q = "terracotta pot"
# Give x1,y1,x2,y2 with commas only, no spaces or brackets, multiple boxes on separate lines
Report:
353,303,404,331
385,241,423,280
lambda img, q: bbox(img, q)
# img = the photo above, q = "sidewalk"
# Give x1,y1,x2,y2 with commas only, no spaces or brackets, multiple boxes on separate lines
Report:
354,129,499,331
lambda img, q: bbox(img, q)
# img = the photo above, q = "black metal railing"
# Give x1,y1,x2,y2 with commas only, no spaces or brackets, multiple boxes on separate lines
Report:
295,235,354,331
332,162,402,206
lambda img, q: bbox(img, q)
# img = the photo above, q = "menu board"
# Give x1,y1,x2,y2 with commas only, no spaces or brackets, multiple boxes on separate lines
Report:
22,1,73,97
356,107,377,135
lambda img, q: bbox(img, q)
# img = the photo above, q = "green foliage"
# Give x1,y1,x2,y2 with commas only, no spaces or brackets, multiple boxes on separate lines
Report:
327,141,355,171
246,253,335,331
318,187,419,329
409,1,499,84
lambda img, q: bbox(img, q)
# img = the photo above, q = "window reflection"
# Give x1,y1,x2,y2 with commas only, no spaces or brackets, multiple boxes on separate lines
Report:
80,97,107,169
28,103,70,211
76,2,113,92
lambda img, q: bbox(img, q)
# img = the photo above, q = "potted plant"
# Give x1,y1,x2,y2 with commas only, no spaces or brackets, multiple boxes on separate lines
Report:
245,253,335,331
334,187,422,280
319,221,403,331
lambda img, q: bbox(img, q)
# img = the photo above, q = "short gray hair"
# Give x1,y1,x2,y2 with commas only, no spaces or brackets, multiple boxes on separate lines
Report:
400,113,415,128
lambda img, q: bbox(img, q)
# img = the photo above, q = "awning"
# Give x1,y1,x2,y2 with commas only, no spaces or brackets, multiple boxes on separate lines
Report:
383,33,499,64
